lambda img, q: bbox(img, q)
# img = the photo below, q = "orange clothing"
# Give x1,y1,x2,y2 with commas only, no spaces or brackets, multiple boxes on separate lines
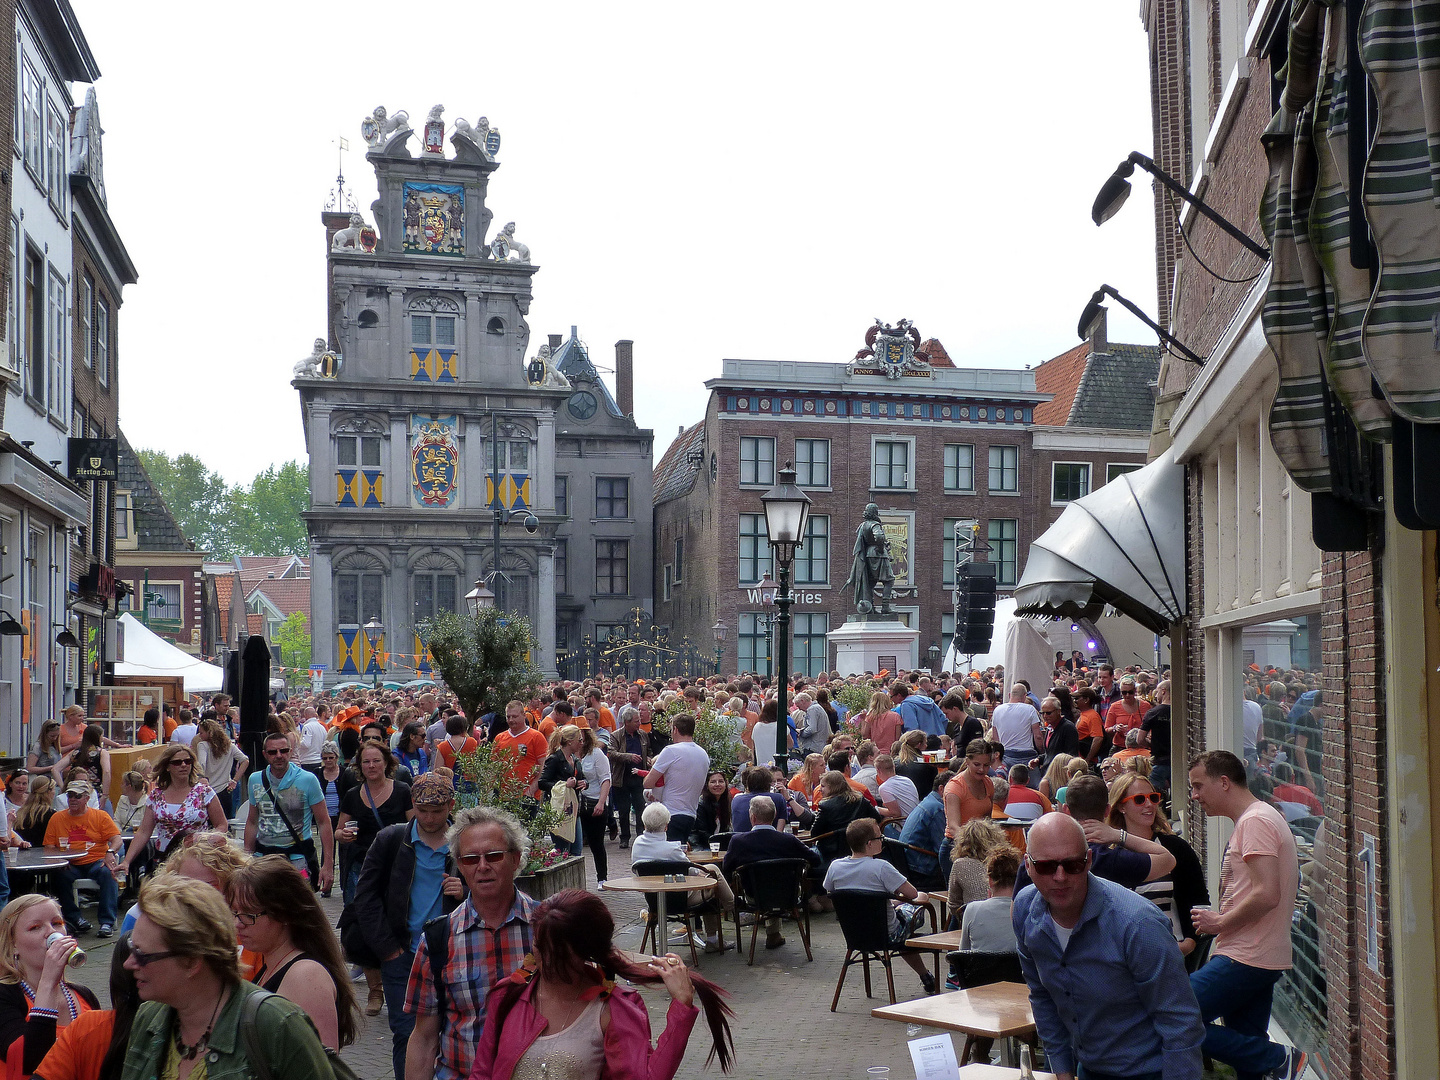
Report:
435,736,478,771
136,725,158,745
1114,747,1150,764
43,808,119,865
788,771,820,797
594,705,616,731
492,727,549,792
35,1007,111,1080
163,717,178,740
241,946,264,982
945,773,994,837
1076,709,1104,747
58,723,87,754
537,717,557,739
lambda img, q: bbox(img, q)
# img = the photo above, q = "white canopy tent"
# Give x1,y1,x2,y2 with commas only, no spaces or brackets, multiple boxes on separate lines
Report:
114,612,224,694
1012,450,1186,635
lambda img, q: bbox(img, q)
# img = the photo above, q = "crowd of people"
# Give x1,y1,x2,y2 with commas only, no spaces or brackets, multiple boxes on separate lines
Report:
0,653,1328,1080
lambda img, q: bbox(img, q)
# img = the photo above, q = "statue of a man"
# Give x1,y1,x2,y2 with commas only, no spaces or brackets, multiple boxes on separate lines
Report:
845,503,895,614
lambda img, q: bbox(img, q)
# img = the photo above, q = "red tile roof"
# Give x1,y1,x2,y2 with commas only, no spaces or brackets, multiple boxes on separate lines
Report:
249,578,310,622
246,613,264,637
1033,340,1092,426
919,338,954,368
214,573,236,640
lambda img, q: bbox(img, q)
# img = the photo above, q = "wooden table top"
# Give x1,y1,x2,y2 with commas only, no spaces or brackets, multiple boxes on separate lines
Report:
928,888,951,905
688,851,724,865
905,929,967,951
871,981,1035,1038
956,1065,1056,1079
602,875,718,893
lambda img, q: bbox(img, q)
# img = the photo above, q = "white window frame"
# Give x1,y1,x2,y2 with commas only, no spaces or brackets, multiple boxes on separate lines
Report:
738,513,772,586
6,218,17,375
336,435,381,468
79,275,93,369
1106,462,1143,484
20,56,42,183
794,438,831,489
870,434,915,491
46,268,65,424
987,444,1019,494
791,612,829,678
943,443,976,493
114,490,131,541
1051,461,1092,506
44,98,66,217
988,518,1019,587
410,311,458,348
737,612,771,676
662,564,673,602
739,436,775,487
94,295,110,388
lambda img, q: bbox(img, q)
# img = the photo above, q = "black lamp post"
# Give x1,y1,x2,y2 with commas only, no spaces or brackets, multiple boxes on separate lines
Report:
1093,151,1271,261
927,641,940,671
760,463,811,775
711,619,727,676
363,615,384,689
1078,285,1205,365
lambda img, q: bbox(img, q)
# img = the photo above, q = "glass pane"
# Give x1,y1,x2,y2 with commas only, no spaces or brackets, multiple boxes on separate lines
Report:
436,575,457,614
414,575,434,622
556,477,568,516
361,437,381,467
336,437,357,467
361,575,384,624
337,575,358,625
411,315,431,345
509,441,528,470
434,316,455,346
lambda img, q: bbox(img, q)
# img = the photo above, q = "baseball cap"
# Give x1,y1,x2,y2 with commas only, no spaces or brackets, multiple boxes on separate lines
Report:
410,773,454,807
65,779,94,799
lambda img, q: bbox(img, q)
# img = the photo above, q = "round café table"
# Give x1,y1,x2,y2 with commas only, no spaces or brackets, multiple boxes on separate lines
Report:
6,846,82,896
602,875,718,966
687,850,724,866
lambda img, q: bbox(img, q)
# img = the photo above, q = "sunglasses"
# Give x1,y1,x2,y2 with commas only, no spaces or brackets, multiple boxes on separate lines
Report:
1027,855,1088,877
129,946,182,968
457,849,512,866
170,758,193,766
1040,709,1059,716
1121,689,1136,695
263,748,290,756
1122,791,1163,807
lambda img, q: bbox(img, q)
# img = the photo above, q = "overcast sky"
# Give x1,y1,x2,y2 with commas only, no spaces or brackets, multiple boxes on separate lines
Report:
70,2,1158,485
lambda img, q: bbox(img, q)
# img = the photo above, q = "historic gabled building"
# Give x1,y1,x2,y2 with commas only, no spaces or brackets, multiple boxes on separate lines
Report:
297,105,568,683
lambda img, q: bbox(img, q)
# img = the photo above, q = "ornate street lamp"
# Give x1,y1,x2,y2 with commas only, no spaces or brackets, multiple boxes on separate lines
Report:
927,641,941,670
363,615,384,689
760,462,811,774
711,619,728,676
465,578,495,615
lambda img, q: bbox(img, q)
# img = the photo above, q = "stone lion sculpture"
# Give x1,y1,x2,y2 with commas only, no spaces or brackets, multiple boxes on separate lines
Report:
490,221,530,264
293,338,327,378
331,213,370,253
361,106,410,149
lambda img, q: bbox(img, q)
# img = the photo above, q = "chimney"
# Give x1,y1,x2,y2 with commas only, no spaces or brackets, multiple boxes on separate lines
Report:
547,333,562,353
1084,306,1108,355
615,339,634,417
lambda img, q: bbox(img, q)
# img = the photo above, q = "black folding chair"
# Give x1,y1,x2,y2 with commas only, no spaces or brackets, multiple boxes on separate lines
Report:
708,831,736,852
829,890,930,1010
732,858,812,965
632,859,720,967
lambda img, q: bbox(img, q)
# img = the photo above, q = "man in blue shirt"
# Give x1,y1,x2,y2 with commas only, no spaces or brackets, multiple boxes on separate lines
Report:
354,773,463,1080
891,682,946,739
898,770,951,889
1012,813,1204,1080
244,731,333,892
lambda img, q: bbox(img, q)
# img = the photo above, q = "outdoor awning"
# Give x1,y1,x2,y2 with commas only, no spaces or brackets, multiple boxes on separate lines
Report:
1013,451,1184,635
114,612,224,694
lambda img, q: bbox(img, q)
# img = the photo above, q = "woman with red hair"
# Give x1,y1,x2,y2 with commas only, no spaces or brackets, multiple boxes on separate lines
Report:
469,889,734,1079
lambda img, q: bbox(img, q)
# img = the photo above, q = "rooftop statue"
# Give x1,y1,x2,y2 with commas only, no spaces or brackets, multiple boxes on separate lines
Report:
490,221,530,264
453,116,500,161
360,106,410,151
526,344,571,389
294,337,342,380
331,212,376,254
849,318,934,380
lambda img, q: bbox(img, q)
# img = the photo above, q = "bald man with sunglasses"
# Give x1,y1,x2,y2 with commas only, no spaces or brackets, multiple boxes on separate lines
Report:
1013,813,1204,1080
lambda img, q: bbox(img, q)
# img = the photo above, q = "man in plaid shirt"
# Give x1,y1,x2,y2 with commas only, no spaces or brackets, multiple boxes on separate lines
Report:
403,806,537,1080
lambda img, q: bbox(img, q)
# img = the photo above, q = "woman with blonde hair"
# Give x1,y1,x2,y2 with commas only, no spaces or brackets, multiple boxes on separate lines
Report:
1105,772,1207,962
860,691,903,753
1055,756,1089,806
14,777,56,847
1039,753,1073,802
0,895,98,1076
788,754,825,803
121,876,333,1079
946,818,1014,919
538,725,586,857
1122,753,1154,780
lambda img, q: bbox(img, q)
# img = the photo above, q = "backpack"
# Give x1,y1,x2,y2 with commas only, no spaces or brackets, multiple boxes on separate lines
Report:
240,988,361,1080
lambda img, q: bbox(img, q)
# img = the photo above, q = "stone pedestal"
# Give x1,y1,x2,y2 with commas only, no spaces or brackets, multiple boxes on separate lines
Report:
827,617,920,676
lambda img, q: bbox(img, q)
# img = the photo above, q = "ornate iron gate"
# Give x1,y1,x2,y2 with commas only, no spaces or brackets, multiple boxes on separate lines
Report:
556,608,709,682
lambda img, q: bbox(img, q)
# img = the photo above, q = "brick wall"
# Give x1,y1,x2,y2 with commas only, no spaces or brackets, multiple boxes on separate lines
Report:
1147,0,1192,328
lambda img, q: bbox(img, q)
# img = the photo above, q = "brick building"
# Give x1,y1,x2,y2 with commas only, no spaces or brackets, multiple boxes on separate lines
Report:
653,325,1157,675
1128,0,1440,1076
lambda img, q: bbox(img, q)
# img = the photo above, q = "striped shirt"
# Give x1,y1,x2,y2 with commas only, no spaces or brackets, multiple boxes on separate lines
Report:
403,889,537,1080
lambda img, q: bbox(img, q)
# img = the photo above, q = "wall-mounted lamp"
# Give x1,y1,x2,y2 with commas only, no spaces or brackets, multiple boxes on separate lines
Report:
0,610,26,637
1079,285,1205,365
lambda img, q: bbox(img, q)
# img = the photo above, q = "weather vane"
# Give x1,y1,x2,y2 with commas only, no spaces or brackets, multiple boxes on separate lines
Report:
325,135,357,213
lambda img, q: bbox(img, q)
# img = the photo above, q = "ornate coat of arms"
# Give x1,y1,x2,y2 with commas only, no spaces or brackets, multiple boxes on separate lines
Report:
848,318,935,379
402,182,464,256
411,416,459,507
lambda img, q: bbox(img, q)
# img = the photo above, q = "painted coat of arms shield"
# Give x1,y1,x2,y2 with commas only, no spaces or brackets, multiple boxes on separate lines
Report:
411,417,459,506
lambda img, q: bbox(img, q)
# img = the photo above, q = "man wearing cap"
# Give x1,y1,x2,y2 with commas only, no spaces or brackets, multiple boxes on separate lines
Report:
43,779,121,936
354,772,464,1080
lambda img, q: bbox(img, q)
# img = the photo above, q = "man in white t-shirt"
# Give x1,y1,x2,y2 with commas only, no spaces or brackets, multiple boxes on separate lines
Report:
643,713,710,843
170,708,199,746
296,711,328,773
874,753,919,829
991,684,1041,770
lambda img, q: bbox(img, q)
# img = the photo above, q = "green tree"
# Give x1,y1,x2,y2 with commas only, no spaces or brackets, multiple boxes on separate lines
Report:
135,449,239,556
233,461,310,557
422,608,542,725
274,612,312,684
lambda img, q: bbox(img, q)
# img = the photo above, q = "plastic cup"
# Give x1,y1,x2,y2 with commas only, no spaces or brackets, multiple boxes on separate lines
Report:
57,837,69,851
3,848,14,866
709,842,720,854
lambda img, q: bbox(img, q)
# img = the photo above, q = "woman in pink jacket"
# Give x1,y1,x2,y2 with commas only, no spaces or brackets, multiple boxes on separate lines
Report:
470,889,734,1079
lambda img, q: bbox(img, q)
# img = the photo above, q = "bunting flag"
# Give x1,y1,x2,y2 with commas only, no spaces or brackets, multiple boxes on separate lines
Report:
410,347,459,383
336,469,384,507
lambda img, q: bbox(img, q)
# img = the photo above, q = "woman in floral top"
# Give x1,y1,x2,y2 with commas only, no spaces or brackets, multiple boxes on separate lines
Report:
120,744,228,872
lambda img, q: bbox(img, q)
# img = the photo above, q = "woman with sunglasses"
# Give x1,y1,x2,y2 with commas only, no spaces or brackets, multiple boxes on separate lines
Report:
226,856,359,1052
1105,772,1209,966
120,744,228,879
121,876,333,1080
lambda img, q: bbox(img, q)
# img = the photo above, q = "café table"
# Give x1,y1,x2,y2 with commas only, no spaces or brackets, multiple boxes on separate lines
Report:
7,846,82,894
688,850,724,866
872,981,1037,1067
955,1065,1056,1079
904,928,967,986
928,886,952,925
602,875,718,966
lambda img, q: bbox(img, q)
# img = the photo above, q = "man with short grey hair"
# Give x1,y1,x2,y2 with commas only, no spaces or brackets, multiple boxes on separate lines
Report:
795,692,829,754
404,805,535,1080
992,683,1042,769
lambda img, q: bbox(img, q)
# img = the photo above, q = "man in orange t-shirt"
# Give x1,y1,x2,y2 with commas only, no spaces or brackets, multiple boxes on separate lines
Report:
585,690,616,731
44,781,121,934
492,700,549,798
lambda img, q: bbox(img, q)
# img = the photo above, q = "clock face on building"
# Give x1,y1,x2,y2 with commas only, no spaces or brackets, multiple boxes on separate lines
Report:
567,391,597,420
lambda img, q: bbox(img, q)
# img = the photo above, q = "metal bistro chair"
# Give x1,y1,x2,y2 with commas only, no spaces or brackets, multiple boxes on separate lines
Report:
731,858,813,966
829,890,935,1011
631,859,721,968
